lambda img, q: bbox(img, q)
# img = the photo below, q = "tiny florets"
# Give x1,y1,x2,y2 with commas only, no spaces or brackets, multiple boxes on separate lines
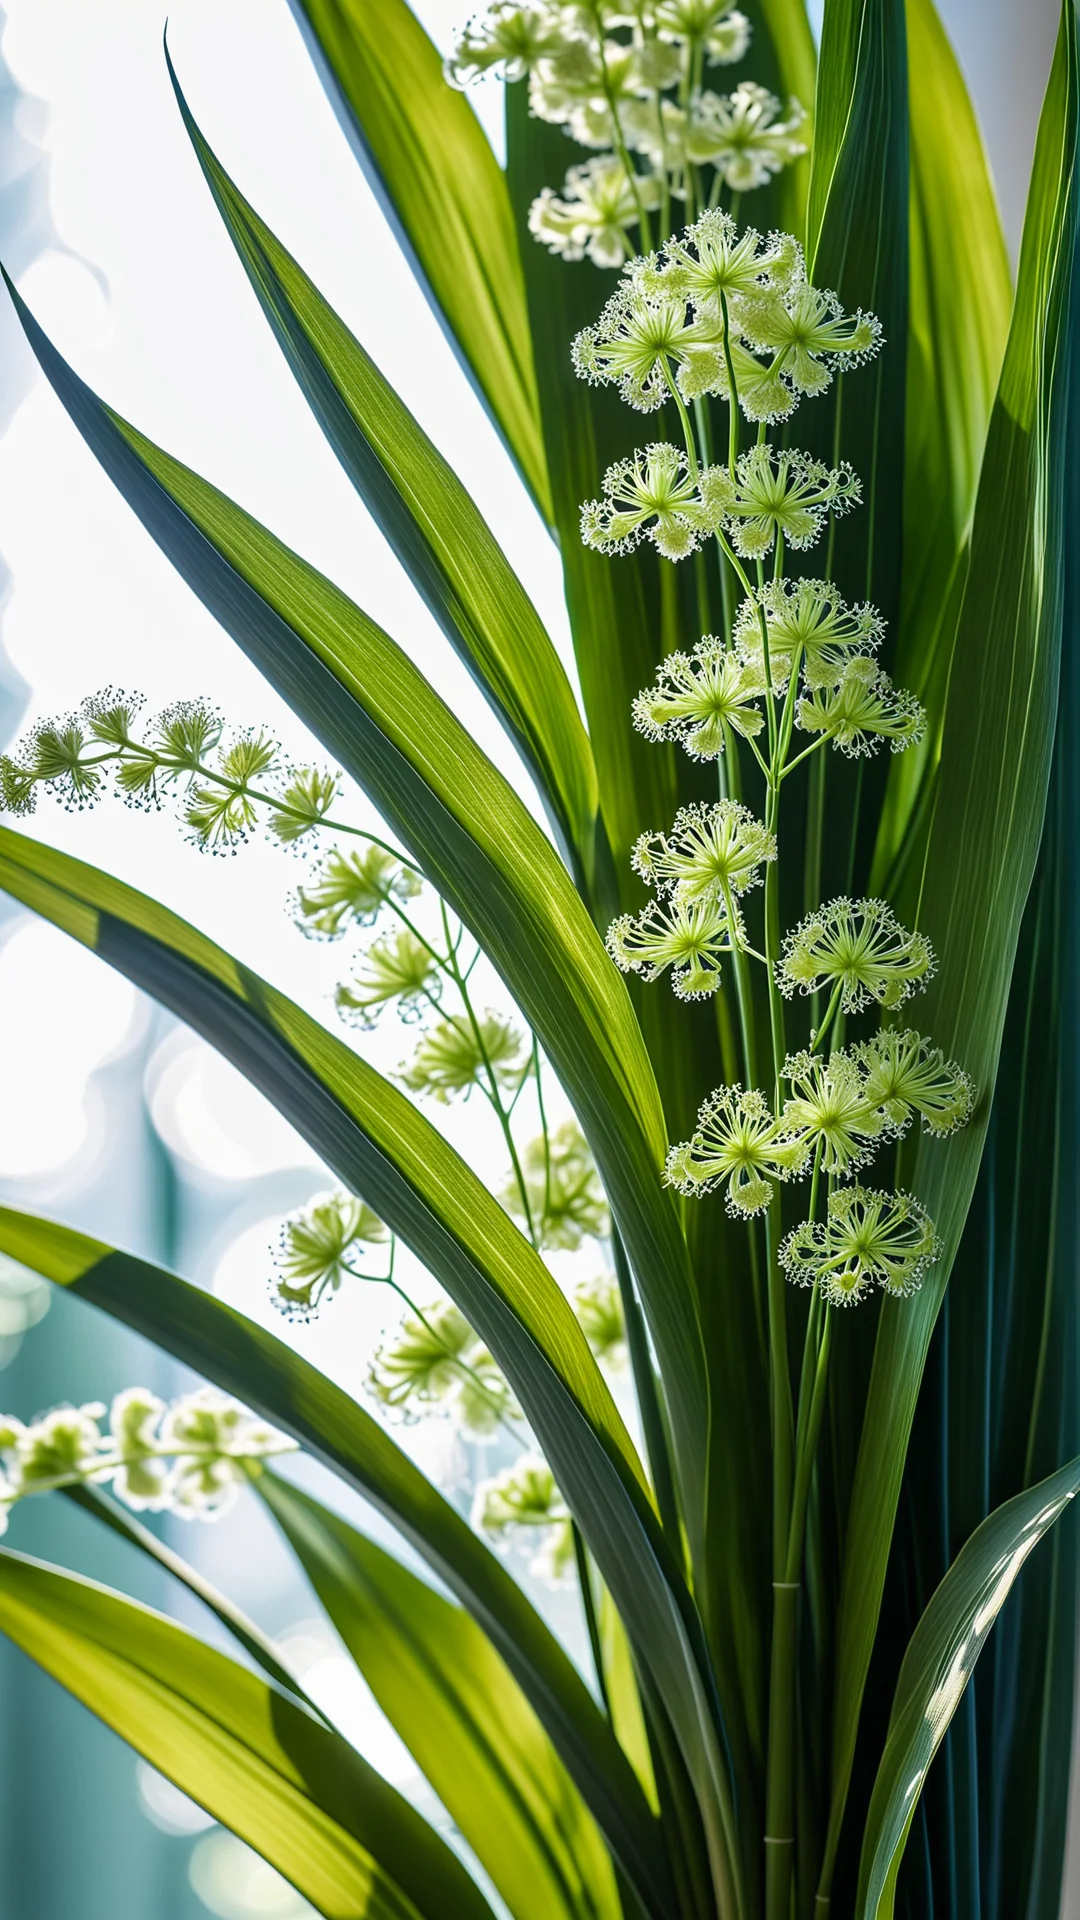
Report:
776,897,935,1013
780,1185,940,1306
633,638,766,757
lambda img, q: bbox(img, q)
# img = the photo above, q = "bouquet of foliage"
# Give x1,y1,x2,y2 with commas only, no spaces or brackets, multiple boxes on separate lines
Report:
0,0,1078,1913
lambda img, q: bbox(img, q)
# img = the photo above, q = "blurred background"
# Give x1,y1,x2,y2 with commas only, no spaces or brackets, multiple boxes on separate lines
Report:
0,1,1063,1914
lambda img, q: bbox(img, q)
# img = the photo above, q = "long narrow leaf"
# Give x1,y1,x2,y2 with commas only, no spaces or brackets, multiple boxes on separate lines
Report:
0,1204,672,1916
285,0,551,520
0,282,711,1575
820,5,1080,1890
259,1472,621,1920
168,53,598,879
0,1546,494,1920
855,1456,1080,1916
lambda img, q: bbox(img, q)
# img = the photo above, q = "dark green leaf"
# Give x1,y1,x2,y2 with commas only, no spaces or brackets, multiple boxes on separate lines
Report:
0,1202,671,1916
285,0,551,519
0,286,710,1585
168,52,598,878
0,1545,494,1920
820,5,1080,1893
259,1472,621,1920
856,1456,1080,1916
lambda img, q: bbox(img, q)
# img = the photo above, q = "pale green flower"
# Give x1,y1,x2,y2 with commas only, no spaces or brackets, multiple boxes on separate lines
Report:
796,657,926,758
716,444,861,557
181,731,279,853
529,155,659,268
780,1185,940,1305
367,1300,476,1413
654,0,751,64
530,35,649,137
572,1271,627,1370
447,2,566,84
739,281,883,396
272,1190,388,1321
267,766,339,843
733,579,884,691
781,1049,886,1176
451,1349,522,1440
572,280,719,412
688,82,808,191
854,1029,976,1137
507,1122,610,1250
294,844,422,940
159,1388,296,1519
632,799,776,906
106,1388,170,1511
581,443,729,560
399,1013,529,1102
665,1085,808,1215
633,639,766,758
639,210,802,325
9,1402,107,1491
676,335,799,422
146,698,224,771
336,927,440,1028
607,891,734,997
777,897,935,1013
472,1454,574,1583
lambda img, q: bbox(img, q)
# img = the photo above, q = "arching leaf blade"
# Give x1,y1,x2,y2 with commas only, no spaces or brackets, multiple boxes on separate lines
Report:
284,0,551,521
167,53,598,878
0,280,710,1583
0,1546,494,1920
855,1457,1080,1916
0,1204,673,1919
259,1472,622,1920
820,5,1080,1890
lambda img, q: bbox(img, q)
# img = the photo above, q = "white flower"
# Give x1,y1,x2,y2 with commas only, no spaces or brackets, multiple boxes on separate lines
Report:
640,210,802,326
447,2,566,85
529,155,659,268
106,1389,170,1511
665,1085,808,1215
504,1121,610,1250
777,898,935,1013
335,927,440,1028
399,1012,529,1103
581,443,729,560
796,657,926,758
780,1185,940,1305
633,638,766,758
654,0,751,64
293,845,421,940
733,579,884,691
10,1403,107,1493
607,892,734,997
160,1388,295,1521
687,82,808,190
853,1029,976,1137
632,800,776,907
472,1454,574,1584
780,1049,886,1176
739,282,883,397
572,1271,627,1370
716,444,861,558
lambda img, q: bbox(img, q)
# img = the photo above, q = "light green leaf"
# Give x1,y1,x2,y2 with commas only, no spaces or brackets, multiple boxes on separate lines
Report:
259,1472,622,1920
168,53,597,878
0,285,710,1577
819,5,1080,1894
873,0,1013,890
286,0,551,520
0,1203,672,1917
855,1456,1080,1916
0,1546,494,1920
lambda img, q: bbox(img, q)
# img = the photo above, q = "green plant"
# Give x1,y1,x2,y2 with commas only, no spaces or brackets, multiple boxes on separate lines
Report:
0,0,1077,1912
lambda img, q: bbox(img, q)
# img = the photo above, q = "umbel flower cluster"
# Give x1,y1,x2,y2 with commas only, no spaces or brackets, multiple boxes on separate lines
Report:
562,205,973,1314
0,1388,295,1531
448,0,807,267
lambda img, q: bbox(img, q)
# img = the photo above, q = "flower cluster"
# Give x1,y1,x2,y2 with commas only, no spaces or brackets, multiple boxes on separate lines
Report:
368,1298,523,1441
472,1453,574,1583
272,1189,389,1321
0,1388,295,1530
0,689,347,854
608,798,773,996
449,2,806,269
502,1121,611,1250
